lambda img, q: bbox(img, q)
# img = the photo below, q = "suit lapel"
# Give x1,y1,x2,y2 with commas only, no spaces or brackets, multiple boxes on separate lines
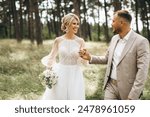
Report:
109,37,119,62
117,31,136,66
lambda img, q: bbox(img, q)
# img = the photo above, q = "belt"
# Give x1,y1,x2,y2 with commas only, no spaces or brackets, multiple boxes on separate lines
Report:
109,79,117,86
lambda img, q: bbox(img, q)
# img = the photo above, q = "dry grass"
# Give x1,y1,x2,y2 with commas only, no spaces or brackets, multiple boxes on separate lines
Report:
0,39,150,100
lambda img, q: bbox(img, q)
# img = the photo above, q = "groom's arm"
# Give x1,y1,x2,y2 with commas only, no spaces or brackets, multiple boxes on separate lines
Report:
90,51,108,64
79,46,109,65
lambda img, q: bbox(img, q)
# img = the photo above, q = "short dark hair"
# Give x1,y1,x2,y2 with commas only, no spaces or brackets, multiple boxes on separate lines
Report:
114,10,132,23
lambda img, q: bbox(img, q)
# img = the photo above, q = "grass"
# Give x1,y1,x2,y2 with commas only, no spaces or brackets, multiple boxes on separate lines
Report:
0,39,150,100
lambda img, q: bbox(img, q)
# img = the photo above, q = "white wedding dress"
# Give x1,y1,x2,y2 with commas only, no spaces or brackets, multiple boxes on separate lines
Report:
41,36,86,100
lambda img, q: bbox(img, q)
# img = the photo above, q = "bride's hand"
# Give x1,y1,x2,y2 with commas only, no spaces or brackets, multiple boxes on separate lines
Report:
79,49,91,61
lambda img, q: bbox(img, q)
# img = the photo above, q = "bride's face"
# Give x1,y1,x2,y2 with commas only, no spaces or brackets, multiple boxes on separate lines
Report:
67,19,79,34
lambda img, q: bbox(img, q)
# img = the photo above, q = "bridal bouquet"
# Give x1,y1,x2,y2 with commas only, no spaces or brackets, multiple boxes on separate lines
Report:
39,69,58,89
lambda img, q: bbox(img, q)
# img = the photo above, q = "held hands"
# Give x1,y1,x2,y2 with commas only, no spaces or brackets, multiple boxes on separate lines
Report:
79,49,91,61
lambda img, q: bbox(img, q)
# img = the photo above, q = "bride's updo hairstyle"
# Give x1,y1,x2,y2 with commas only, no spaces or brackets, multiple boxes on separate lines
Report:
61,13,80,32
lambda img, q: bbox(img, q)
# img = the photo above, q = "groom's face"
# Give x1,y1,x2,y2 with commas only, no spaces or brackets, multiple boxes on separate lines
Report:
111,15,122,34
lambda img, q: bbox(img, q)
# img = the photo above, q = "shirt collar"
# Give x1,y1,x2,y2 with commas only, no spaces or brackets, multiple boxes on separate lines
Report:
123,29,132,41
117,29,132,43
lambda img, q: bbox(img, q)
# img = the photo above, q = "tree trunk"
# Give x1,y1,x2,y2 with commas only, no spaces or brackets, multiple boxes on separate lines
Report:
46,0,51,38
112,0,122,11
33,0,42,45
97,1,101,41
87,23,92,41
104,0,110,42
148,0,150,41
81,0,88,40
6,0,12,38
135,0,139,34
145,1,150,39
72,0,81,36
55,0,61,36
26,0,34,43
19,0,23,40
72,0,80,16
52,11,59,37
10,0,21,42
64,0,68,14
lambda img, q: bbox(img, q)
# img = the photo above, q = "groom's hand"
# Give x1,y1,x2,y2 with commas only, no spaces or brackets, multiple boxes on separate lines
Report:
79,49,91,61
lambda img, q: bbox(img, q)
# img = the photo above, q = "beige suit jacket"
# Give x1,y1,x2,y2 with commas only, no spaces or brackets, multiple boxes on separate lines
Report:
90,31,150,99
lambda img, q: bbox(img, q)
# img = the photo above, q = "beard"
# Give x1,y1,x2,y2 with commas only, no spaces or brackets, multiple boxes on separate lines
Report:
112,27,122,34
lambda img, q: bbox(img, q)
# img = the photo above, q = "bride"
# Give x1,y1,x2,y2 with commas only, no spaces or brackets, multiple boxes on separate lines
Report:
41,13,87,100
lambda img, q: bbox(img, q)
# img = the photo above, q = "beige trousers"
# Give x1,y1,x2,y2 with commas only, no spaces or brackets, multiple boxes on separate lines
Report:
104,80,121,100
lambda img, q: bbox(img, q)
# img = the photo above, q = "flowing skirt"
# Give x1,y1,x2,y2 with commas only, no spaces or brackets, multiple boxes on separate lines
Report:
41,63,85,100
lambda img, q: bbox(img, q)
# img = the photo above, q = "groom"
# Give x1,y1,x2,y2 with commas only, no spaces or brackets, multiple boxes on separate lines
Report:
79,10,150,100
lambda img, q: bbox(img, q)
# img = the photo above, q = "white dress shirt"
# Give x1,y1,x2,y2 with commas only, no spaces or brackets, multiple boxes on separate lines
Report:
110,30,132,80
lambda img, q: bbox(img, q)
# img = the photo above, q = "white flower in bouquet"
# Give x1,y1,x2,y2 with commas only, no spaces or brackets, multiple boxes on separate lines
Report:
39,69,58,89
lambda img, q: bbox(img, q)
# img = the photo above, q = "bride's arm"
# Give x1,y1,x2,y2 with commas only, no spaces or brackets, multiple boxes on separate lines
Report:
41,38,59,69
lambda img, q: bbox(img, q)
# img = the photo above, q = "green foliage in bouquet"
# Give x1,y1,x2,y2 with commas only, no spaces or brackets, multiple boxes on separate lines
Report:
39,69,58,89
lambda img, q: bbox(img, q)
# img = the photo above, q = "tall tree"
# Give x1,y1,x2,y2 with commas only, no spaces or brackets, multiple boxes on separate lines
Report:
144,0,150,40
135,0,140,33
112,0,122,11
81,0,92,40
33,0,42,45
104,0,110,42
138,0,150,40
72,0,80,16
0,0,9,38
25,0,34,43
55,0,62,36
72,0,81,37
96,0,102,41
10,0,21,42
19,0,23,40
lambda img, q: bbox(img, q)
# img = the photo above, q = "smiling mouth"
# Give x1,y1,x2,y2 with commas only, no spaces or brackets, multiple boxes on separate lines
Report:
73,29,78,31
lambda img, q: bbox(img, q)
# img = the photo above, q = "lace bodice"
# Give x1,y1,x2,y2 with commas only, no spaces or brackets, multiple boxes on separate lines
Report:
45,36,87,67
59,39,80,65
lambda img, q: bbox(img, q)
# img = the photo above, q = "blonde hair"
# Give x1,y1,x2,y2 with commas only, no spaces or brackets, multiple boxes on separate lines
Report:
61,13,80,32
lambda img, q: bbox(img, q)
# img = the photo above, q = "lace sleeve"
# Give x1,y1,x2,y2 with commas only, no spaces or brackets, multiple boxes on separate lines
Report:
78,38,88,65
41,38,59,68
